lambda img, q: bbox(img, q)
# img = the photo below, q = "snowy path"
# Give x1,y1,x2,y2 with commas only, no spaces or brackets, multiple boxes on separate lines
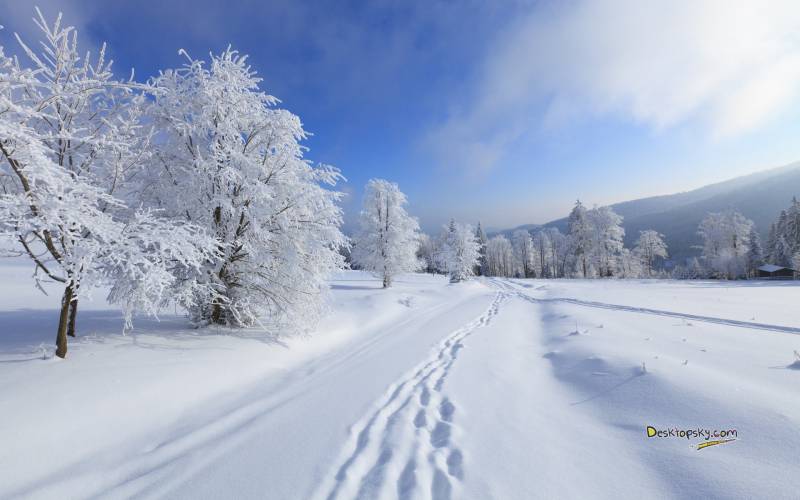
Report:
310,277,800,499
2,271,800,499
315,292,507,500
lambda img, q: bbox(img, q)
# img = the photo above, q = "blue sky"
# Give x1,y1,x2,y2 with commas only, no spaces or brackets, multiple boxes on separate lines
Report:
4,0,800,233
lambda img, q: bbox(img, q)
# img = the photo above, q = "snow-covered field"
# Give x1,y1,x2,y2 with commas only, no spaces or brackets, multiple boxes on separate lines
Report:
1,267,799,499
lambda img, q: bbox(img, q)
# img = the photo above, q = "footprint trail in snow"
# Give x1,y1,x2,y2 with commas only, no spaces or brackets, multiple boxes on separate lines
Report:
316,292,507,500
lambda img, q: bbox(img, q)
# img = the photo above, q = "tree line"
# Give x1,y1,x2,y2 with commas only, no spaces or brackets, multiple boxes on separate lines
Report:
414,201,670,280
409,198,800,282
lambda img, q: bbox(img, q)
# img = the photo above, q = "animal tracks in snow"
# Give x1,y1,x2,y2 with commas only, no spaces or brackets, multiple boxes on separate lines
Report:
316,292,507,500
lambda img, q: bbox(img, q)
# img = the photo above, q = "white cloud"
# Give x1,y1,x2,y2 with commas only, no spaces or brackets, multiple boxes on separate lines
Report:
429,0,800,172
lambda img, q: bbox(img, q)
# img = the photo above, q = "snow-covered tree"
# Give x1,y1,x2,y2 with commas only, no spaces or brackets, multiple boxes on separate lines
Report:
587,206,625,277
475,222,488,276
697,210,754,279
688,257,705,279
766,198,800,266
785,197,800,256
545,227,569,278
556,228,571,278
768,210,792,265
765,221,779,264
565,201,625,278
441,220,481,283
634,230,668,277
417,233,442,274
0,10,214,357
567,200,591,277
617,248,644,278
745,226,763,278
145,47,346,329
533,230,550,278
484,235,515,277
512,229,535,278
352,179,420,287
674,257,705,279
774,235,793,267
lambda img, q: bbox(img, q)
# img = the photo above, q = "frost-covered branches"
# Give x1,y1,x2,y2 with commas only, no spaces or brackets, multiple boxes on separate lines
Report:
745,227,763,278
698,209,754,279
634,230,668,277
484,235,515,277
511,229,535,278
441,220,481,283
587,206,624,277
352,179,420,287
566,201,625,277
475,222,488,276
1,9,346,356
766,197,800,267
145,48,346,330
0,10,213,357
416,233,440,274
567,200,591,277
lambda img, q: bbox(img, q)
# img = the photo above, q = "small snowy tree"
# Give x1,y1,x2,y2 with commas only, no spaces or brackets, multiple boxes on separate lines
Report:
634,230,668,277
145,48,346,329
512,229,535,278
688,257,705,279
765,221,779,264
442,220,481,283
697,210,754,279
533,230,550,278
745,227,763,278
769,210,793,265
485,235,515,277
617,248,644,278
587,206,625,277
417,233,440,274
0,11,214,357
588,207,625,277
784,197,800,257
766,198,800,266
475,222,488,276
567,200,591,277
352,179,420,287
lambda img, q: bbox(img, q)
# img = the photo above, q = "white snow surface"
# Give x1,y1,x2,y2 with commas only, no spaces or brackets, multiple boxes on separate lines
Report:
1,268,799,499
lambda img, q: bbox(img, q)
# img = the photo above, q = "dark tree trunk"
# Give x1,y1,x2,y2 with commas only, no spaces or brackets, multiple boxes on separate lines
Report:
210,299,225,324
67,298,78,337
55,284,74,359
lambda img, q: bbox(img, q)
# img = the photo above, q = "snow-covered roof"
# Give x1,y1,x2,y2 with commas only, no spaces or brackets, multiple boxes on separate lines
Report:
758,264,793,272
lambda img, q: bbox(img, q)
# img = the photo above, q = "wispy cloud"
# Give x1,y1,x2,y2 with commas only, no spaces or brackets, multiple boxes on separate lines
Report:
1,1,98,44
428,0,800,173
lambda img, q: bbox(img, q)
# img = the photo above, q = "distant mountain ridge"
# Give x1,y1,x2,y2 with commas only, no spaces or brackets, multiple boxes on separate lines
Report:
497,162,800,263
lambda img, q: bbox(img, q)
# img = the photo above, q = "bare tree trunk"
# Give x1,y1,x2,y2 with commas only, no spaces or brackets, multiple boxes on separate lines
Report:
211,302,223,324
55,284,75,359
383,274,391,288
67,298,78,338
